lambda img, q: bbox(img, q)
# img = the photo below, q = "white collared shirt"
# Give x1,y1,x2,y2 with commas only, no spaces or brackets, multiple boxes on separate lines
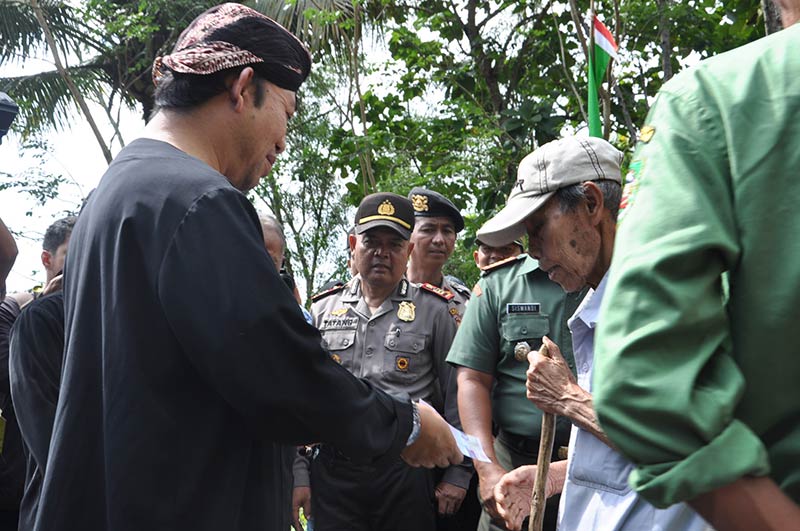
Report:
556,274,712,531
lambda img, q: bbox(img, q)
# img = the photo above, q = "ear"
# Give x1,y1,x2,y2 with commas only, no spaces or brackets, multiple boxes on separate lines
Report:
41,250,52,269
473,250,480,266
406,241,415,258
583,181,605,224
229,67,256,112
348,233,357,251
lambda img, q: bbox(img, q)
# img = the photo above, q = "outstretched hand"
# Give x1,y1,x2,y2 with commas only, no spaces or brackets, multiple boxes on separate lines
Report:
400,401,463,468
494,465,560,531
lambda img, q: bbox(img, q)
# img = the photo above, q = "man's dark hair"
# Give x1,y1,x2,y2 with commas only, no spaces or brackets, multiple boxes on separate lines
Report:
556,180,622,221
43,217,76,253
154,16,310,111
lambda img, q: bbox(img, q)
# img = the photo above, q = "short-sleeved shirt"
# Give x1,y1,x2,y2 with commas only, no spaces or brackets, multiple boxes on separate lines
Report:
447,255,584,440
313,276,457,410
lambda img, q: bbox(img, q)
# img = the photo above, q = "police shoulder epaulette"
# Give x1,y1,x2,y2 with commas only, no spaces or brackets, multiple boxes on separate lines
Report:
310,283,345,302
481,254,525,275
420,282,455,301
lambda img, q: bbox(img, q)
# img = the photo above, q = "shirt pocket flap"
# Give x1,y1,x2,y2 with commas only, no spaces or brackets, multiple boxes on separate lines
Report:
501,315,550,342
322,329,356,351
384,332,426,353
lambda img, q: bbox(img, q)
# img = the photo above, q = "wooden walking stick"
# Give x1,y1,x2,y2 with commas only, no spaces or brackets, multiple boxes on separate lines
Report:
528,342,555,531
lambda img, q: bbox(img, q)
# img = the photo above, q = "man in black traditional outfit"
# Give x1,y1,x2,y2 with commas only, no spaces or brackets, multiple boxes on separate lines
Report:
36,5,461,531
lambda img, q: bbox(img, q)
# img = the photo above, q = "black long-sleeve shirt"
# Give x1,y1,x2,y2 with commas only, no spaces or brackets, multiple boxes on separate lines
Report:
36,139,412,531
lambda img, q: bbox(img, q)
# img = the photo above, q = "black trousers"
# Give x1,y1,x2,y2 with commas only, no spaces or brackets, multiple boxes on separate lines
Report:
311,447,436,531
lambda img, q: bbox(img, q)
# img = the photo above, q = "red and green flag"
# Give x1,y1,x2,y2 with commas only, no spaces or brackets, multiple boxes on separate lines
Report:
587,15,618,137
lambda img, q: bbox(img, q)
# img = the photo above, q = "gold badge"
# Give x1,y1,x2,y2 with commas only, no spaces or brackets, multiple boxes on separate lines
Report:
449,307,462,327
411,194,429,212
396,356,409,372
330,307,348,316
639,125,655,143
331,353,342,364
397,301,416,322
378,200,395,216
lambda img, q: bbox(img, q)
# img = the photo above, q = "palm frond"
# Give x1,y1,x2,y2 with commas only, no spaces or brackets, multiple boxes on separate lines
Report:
0,0,102,65
0,65,110,138
251,0,358,58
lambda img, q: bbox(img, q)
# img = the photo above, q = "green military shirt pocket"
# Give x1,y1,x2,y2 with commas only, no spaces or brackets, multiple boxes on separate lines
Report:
382,331,430,382
320,329,356,367
501,314,550,352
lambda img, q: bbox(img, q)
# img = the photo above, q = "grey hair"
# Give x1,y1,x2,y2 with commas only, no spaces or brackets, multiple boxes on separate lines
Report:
555,180,622,221
259,213,286,248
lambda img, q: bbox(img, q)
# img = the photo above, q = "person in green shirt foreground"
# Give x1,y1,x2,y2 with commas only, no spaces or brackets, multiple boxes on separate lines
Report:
594,2,800,529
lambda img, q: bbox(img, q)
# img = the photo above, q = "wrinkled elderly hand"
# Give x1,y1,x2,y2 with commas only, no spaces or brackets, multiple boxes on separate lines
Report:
400,401,463,468
526,336,578,416
435,481,467,515
494,465,559,531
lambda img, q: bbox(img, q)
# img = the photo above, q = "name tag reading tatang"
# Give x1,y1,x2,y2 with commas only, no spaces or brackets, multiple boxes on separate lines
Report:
506,303,540,314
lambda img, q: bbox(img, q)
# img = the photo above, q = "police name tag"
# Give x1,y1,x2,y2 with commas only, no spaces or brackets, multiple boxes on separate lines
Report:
506,303,540,314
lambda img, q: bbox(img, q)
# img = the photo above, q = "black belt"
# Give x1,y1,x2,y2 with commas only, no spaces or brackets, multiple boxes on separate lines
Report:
497,429,569,461
497,429,540,456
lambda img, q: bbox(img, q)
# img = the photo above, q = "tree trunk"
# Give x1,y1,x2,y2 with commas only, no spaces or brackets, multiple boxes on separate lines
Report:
657,0,673,81
30,0,113,164
762,0,783,34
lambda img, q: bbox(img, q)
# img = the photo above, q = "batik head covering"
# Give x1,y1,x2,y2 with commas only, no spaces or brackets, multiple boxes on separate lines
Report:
152,3,311,91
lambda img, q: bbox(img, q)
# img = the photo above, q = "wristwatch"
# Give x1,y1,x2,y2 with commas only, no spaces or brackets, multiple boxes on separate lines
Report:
406,401,421,446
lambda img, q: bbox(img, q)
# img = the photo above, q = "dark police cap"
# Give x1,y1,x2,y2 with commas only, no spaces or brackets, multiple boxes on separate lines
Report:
407,187,464,233
354,193,415,240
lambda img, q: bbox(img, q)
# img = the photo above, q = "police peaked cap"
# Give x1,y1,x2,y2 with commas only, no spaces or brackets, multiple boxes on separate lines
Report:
407,187,465,233
354,193,415,240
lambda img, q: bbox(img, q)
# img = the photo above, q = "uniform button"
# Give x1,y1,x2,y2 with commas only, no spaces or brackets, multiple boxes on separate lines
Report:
521,327,528,334
369,321,376,327
412,343,419,350
389,340,396,347
343,339,350,346
367,347,374,355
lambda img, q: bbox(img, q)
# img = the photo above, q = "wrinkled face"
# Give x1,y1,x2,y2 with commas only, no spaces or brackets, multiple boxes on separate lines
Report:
352,228,411,289
524,197,600,293
409,217,456,269
236,80,296,191
474,242,521,269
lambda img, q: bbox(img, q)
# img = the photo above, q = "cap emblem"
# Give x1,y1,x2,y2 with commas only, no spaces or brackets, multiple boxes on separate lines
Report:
378,200,395,216
411,194,429,212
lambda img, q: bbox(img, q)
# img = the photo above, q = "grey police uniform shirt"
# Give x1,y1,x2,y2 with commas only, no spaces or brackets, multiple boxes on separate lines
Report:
293,275,471,488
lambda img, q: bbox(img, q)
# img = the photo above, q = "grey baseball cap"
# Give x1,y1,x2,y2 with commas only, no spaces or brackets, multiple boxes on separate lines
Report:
477,136,622,246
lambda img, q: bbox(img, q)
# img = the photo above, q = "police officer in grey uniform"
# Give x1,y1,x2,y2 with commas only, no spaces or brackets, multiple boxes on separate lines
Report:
294,193,467,531
406,188,470,322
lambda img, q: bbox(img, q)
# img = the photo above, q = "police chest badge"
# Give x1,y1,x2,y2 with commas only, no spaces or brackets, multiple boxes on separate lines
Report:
397,301,416,322
330,307,348,316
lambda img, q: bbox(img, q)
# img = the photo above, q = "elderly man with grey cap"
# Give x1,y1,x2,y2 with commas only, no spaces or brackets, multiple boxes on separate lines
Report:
42,6,460,531
478,136,709,531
